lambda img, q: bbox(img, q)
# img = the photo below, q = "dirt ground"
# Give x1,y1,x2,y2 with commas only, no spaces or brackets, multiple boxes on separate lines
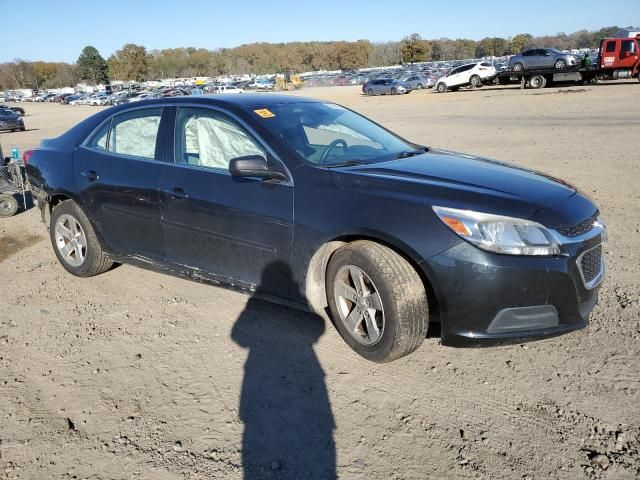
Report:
0,83,639,480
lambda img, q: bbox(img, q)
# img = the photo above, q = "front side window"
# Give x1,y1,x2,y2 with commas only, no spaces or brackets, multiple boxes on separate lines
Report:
621,40,635,53
249,102,413,166
175,107,266,170
108,108,162,159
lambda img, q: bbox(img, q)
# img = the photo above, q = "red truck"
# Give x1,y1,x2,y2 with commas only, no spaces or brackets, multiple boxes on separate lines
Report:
497,34,640,89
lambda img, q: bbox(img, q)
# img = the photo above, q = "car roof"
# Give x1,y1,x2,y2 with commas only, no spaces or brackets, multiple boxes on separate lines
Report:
134,94,319,108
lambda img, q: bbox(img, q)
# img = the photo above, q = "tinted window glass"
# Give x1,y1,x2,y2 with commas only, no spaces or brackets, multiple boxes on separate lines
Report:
87,120,110,151
621,40,635,53
175,107,265,170
522,50,535,57
606,41,616,52
108,108,162,159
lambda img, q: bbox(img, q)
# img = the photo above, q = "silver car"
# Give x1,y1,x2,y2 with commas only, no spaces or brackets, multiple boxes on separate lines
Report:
362,79,412,96
400,75,435,89
509,48,577,71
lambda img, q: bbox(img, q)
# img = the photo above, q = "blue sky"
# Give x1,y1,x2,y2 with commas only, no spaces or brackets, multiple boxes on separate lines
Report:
2,0,638,62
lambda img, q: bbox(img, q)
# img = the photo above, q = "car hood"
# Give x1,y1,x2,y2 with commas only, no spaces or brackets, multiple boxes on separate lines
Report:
330,149,580,223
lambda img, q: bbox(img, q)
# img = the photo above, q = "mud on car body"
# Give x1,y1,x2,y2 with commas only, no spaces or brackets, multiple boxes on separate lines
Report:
25,95,606,362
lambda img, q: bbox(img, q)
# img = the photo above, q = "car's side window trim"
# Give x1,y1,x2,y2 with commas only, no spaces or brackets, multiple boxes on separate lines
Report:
168,103,293,184
107,107,164,161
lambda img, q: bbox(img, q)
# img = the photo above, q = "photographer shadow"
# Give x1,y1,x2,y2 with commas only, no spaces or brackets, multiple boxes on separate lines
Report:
231,261,336,480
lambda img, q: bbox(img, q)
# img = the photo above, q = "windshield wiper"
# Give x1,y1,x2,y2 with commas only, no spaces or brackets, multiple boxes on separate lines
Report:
395,149,426,159
324,160,371,168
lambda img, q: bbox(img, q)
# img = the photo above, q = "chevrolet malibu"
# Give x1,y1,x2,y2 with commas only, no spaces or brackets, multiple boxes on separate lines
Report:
24,95,606,362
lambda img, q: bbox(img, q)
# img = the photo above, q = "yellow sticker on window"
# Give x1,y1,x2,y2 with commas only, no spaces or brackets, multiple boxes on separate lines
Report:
254,108,276,118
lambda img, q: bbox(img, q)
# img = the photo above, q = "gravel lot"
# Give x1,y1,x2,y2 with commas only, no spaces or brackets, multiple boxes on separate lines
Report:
1,83,639,480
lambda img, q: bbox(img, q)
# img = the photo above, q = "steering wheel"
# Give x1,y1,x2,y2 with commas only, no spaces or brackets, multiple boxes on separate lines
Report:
318,139,348,164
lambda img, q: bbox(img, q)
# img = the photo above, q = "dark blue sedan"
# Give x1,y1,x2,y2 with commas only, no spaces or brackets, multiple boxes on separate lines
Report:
25,95,606,362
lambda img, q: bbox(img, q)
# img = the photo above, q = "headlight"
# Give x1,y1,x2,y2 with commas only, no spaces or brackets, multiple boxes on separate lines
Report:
433,206,560,256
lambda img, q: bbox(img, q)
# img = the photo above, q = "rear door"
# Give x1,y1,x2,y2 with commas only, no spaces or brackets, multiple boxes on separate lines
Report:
73,107,167,258
159,106,294,296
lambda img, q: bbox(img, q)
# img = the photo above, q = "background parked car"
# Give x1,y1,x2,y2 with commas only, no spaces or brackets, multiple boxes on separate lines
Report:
435,62,497,93
400,75,435,89
509,48,578,71
210,85,244,94
0,104,25,116
0,108,25,132
362,78,412,96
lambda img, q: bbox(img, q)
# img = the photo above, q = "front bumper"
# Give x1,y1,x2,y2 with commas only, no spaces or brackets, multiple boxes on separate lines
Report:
423,229,604,347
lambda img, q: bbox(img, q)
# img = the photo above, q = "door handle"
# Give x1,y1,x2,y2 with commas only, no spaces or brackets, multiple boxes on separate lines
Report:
80,170,98,181
164,187,188,199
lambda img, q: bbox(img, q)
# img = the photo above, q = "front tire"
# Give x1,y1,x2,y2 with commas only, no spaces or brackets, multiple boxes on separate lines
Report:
555,59,566,69
436,82,447,93
0,194,18,217
417,83,423,89
50,200,113,277
512,62,524,72
391,88,398,95
326,241,429,363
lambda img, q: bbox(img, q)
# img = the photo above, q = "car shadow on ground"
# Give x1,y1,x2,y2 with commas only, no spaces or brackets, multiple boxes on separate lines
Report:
231,261,337,480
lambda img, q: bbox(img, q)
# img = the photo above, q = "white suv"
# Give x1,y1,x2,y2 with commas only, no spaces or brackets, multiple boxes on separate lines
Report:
211,85,244,94
435,62,497,93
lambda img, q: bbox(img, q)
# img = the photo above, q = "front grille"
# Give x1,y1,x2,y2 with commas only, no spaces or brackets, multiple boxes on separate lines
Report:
556,212,599,238
580,246,602,284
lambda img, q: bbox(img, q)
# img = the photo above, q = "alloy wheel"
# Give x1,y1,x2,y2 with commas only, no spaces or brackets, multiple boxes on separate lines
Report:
333,265,385,346
54,214,88,267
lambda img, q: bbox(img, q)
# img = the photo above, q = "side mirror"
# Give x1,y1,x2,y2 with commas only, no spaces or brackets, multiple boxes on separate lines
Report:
229,155,287,181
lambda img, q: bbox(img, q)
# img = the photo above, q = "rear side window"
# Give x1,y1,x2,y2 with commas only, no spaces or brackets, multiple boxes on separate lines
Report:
605,41,616,52
108,108,162,159
87,120,110,151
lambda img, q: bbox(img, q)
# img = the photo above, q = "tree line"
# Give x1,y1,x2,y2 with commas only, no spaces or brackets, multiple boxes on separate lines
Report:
0,26,621,90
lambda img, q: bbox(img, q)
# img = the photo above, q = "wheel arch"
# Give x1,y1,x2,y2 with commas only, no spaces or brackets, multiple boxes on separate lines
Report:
304,232,440,324
45,192,111,252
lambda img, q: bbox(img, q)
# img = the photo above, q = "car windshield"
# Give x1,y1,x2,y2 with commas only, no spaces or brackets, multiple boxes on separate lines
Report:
0,109,15,116
248,102,417,166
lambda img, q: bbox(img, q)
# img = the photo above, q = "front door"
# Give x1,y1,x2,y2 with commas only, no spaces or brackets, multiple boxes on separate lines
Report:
618,39,639,69
160,106,294,297
73,107,167,258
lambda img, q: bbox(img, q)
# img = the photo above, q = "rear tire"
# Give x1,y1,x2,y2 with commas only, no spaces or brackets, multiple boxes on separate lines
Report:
326,241,429,363
0,194,18,217
436,82,447,93
470,75,482,87
367,88,374,96
50,200,113,277
529,74,547,89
